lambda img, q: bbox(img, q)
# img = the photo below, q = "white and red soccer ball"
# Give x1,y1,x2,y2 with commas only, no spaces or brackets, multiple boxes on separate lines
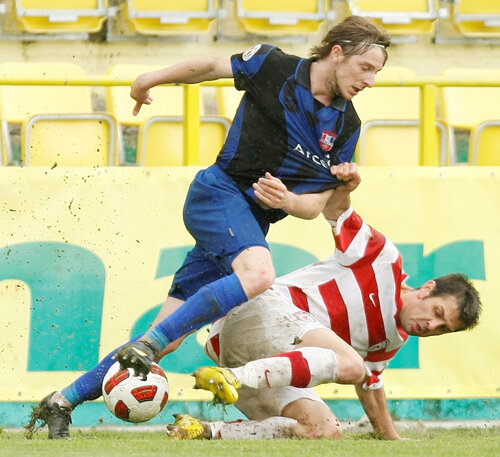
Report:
102,361,169,423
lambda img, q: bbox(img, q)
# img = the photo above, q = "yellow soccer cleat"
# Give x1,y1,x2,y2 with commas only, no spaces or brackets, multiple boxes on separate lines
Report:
192,366,241,405
167,414,208,440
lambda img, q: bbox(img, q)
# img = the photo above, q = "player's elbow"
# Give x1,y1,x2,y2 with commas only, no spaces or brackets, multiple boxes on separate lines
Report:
303,198,328,220
285,204,321,220
304,207,323,220
288,190,332,220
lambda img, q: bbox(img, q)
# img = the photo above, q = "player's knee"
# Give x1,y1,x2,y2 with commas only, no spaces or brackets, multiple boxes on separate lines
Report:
349,353,365,383
298,419,343,440
240,267,275,298
256,267,275,292
338,351,365,384
322,420,343,440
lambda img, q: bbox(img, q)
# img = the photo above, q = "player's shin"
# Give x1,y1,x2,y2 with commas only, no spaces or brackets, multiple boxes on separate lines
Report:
147,273,248,347
230,347,339,389
207,417,298,440
61,335,144,406
117,274,247,376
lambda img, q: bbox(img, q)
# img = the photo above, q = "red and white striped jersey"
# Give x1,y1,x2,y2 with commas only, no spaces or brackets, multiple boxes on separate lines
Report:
272,206,409,389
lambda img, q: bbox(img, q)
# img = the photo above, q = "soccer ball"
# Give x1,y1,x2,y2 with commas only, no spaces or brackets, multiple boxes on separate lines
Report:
102,361,169,423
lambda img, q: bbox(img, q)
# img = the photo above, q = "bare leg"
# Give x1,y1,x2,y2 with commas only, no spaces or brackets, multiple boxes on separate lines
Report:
151,296,189,360
283,398,343,440
296,328,365,384
231,246,275,298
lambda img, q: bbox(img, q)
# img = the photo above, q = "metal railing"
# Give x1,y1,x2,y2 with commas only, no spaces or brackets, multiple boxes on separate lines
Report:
1,74,500,166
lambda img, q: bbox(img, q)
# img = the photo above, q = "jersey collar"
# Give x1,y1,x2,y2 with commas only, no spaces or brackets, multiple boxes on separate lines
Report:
296,57,348,112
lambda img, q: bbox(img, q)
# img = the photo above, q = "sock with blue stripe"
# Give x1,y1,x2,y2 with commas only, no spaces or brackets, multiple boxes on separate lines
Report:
147,273,247,349
61,335,143,407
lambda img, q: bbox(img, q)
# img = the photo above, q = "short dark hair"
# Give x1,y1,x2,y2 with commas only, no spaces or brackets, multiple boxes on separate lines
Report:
429,273,482,331
309,15,391,63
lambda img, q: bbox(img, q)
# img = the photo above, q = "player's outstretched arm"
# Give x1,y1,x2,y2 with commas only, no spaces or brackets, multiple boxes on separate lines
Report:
252,172,334,220
322,162,361,221
355,382,401,440
130,56,233,116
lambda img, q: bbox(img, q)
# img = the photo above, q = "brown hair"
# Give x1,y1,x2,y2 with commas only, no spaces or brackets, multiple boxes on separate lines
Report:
309,15,391,63
429,273,482,331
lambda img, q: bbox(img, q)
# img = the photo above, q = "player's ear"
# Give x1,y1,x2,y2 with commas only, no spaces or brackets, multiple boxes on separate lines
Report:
330,45,344,63
418,280,436,298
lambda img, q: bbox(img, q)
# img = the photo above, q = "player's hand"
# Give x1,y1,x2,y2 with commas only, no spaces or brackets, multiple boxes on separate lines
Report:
252,172,292,210
330,162,361,193
130,76,154,116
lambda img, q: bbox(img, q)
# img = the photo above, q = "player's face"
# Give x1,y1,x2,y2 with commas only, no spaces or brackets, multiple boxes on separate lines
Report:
400,284,463,337
330,46,386,100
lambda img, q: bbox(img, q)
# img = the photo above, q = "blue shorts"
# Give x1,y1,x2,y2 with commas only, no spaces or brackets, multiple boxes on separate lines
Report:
169,165,271,301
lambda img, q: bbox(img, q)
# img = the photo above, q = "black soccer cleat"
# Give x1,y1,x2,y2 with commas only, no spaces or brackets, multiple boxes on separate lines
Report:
24,392,73,440
114,340,160,379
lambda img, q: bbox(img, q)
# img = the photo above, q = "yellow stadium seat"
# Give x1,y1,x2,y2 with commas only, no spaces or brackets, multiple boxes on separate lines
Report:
353,66,447,166
105,64,201,126
452,0,500,37
0,126,6,166
14,0,108,34
469,122,500,166
22,113,118,166
106,64,209,164
0,62,93,122
357,121,448,166
126,0,219,35
0,62,111,165
215,85,243,120
439,68,500,162
347,0,441,36
439,68,500,130
137,115,230,166
354,66,420,121
235,0,329,35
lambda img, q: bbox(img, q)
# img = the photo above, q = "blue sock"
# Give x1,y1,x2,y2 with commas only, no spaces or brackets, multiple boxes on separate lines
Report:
148,273,248,348
61,335,142,407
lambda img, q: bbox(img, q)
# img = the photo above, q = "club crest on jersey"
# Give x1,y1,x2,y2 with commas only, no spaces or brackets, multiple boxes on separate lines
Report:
319,130,336,152
242,44,261,61
293,311,317,323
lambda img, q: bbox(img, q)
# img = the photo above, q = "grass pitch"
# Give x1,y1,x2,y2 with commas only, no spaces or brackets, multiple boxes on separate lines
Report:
0,427,499,457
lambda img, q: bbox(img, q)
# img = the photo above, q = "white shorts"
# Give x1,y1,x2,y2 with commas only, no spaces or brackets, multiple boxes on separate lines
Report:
205,289,329,419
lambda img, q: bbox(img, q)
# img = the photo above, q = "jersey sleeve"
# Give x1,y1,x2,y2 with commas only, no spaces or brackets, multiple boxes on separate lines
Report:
231,44,277,92
330,207,387,267
231,45,300,108
363,361,388,390
363,346,403,390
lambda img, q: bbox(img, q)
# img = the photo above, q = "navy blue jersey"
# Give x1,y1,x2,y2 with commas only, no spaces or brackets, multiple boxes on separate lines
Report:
216,44,361,201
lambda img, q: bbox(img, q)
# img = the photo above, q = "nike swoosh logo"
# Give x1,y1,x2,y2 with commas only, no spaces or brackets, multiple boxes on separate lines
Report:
264,369,272,388
369,293,377,307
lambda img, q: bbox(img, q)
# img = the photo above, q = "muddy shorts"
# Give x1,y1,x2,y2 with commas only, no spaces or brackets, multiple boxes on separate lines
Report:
205,289,329,419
